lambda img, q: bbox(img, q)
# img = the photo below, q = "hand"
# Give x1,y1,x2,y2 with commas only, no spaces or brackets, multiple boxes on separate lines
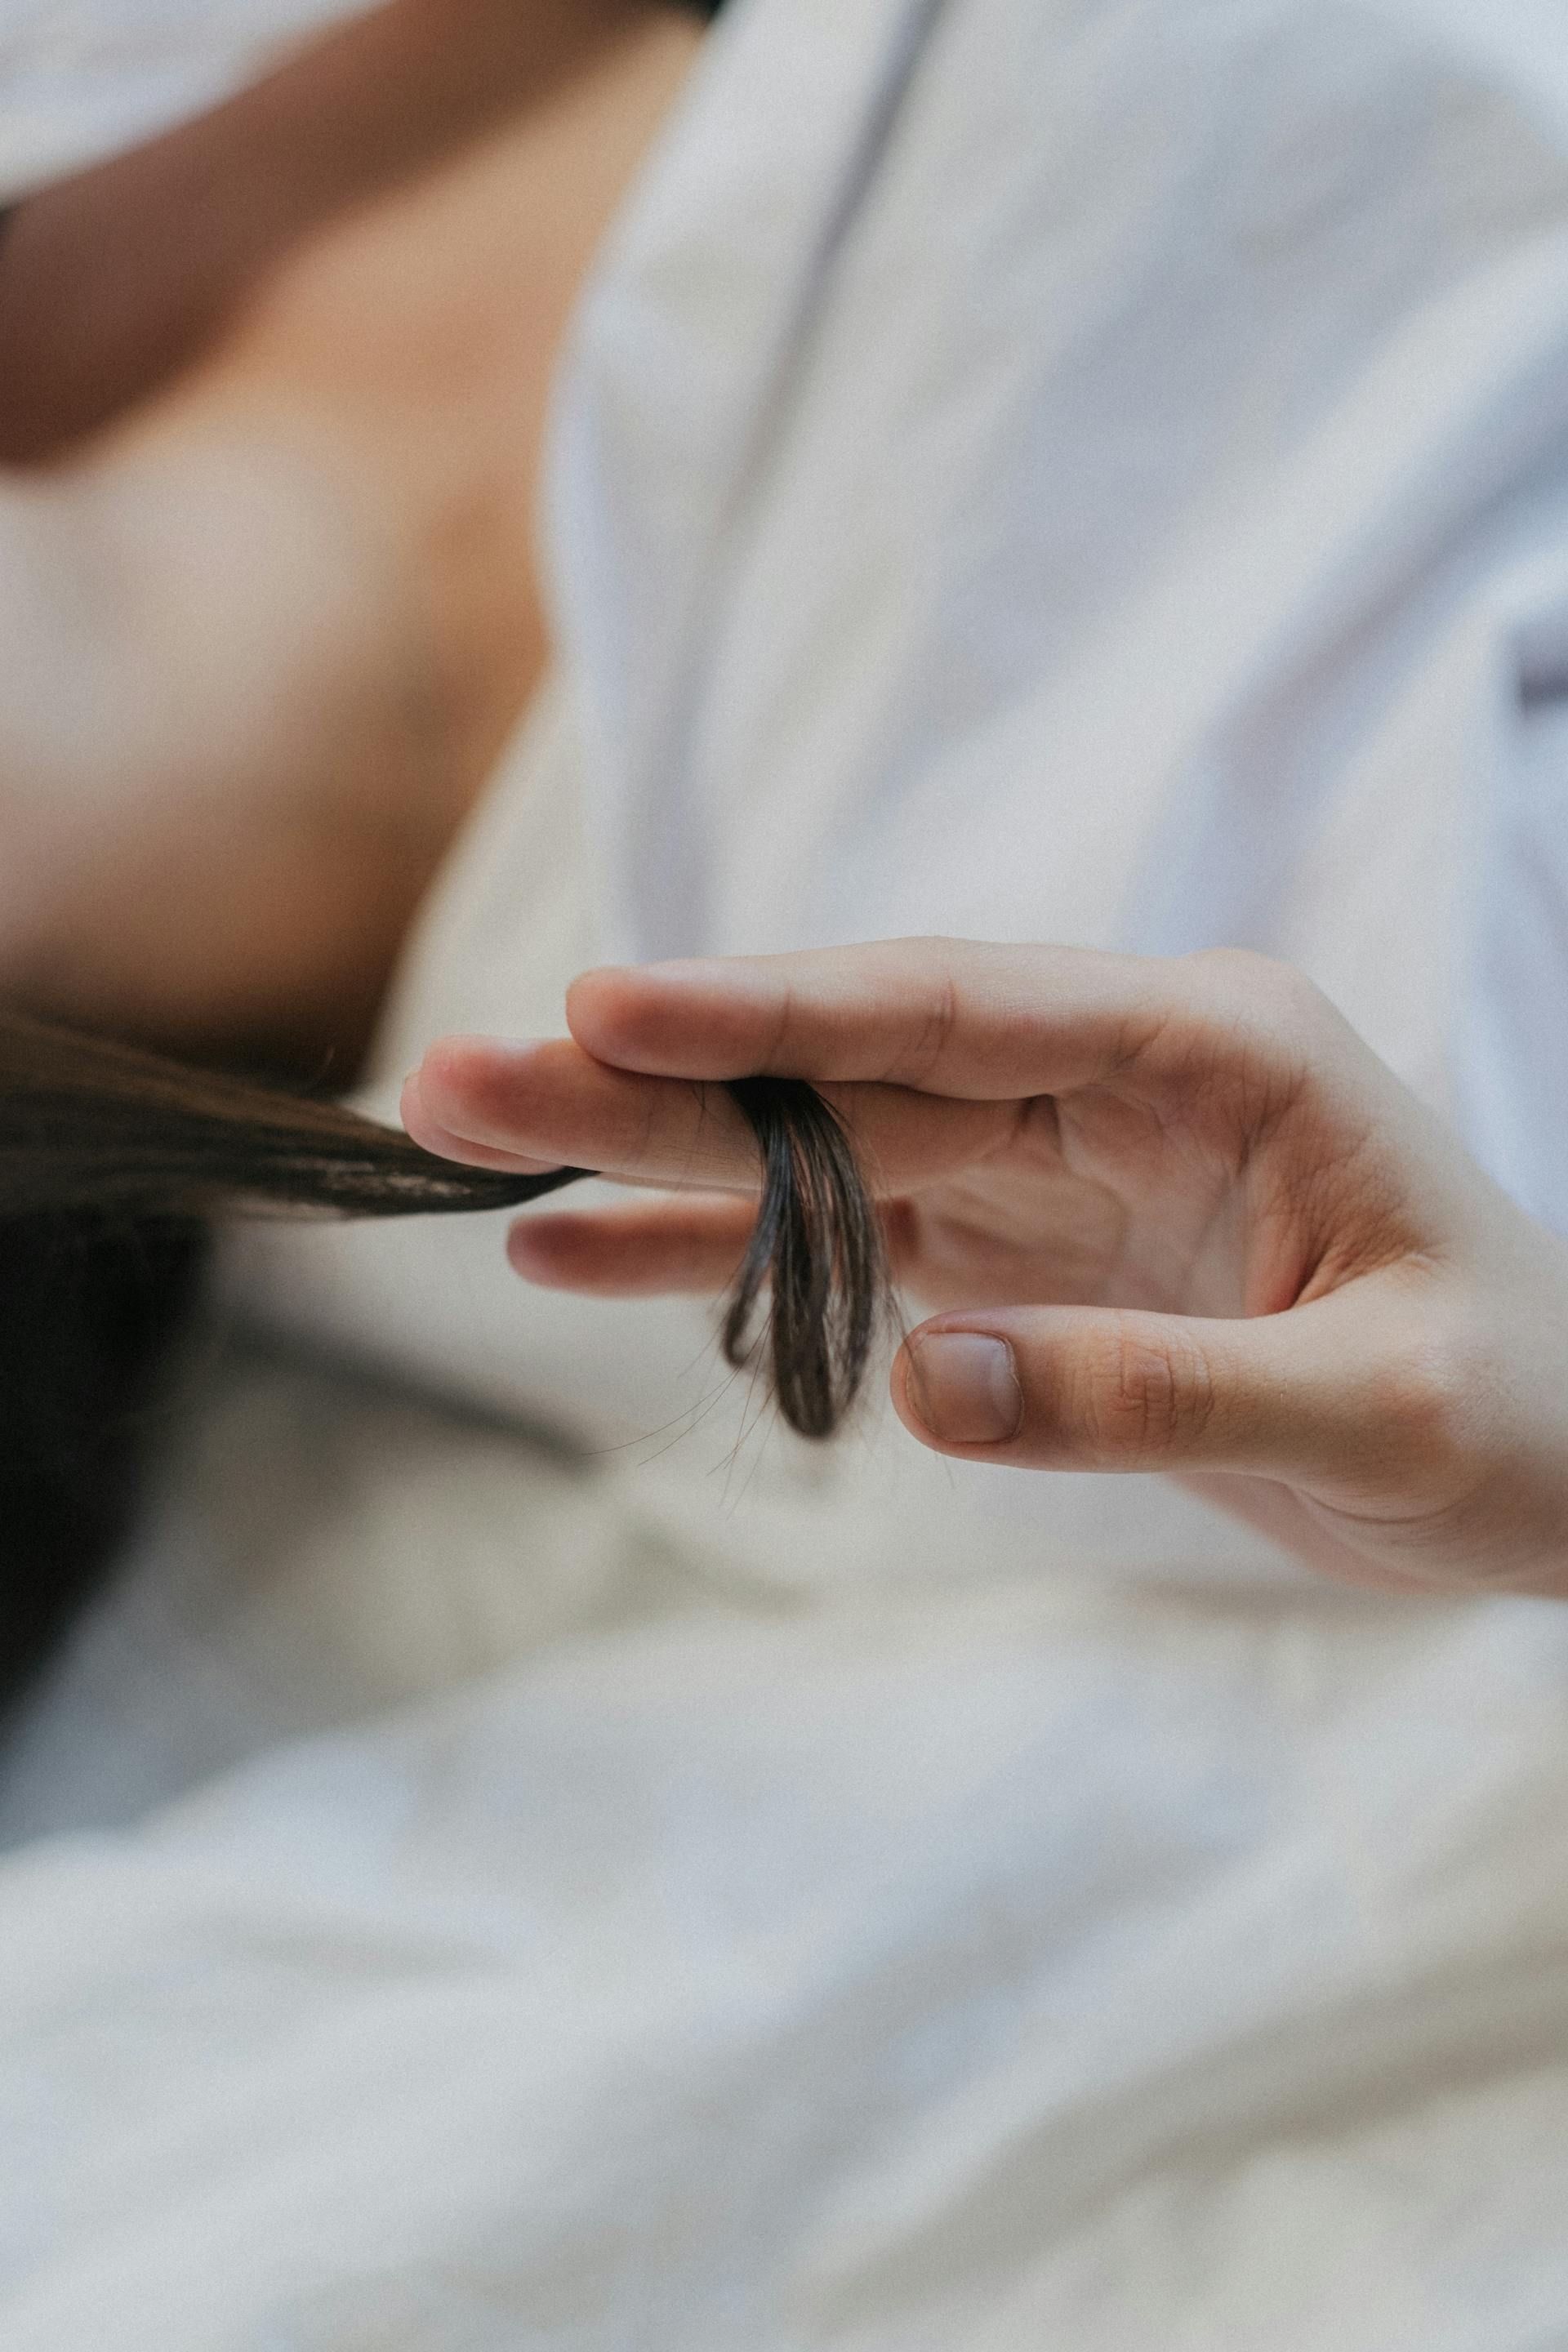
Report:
403,939,1568,1596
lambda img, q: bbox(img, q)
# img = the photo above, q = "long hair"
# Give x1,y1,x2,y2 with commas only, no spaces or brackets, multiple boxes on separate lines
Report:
0,1011,884,1700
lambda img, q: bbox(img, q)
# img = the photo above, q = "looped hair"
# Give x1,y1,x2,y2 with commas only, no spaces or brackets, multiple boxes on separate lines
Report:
722,1077,886,1441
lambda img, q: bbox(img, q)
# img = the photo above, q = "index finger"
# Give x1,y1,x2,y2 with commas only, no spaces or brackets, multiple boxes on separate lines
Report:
565,938,1183,1100
403,1034,1005,1196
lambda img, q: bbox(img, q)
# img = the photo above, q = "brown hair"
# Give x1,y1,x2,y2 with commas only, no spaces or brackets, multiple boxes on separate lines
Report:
0,1010,884,1699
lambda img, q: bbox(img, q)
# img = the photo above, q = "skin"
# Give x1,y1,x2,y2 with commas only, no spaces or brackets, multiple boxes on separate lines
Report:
0,0,668,463
0,1,702,1073
402,938,1568,1600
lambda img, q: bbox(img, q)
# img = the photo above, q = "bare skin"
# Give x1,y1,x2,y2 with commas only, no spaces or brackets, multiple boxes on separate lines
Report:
0,1,701,1073
0,0,672,462
403,939,1568,1600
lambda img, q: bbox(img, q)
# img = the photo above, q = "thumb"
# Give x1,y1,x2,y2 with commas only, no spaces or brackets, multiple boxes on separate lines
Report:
892,1300,1385,1481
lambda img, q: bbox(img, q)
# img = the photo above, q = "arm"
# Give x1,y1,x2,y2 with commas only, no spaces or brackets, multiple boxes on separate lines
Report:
403,939,1568,1597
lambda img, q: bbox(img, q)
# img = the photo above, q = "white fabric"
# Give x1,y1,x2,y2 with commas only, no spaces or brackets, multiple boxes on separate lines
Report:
7,0,1568,2341
0,0,378,203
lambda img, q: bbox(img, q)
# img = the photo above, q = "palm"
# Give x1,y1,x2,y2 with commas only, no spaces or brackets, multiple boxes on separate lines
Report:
880,1090,1472,1588
889,1098,1225,1318
873,1022,1316,1327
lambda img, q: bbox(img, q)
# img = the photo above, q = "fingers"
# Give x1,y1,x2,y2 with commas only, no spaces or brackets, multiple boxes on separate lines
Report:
890,1293,1397,1481
404,1034,1004,1194
509,1193,759,1295
564,938,1317,1099
404,1036,759,1188
399,1089,564,1177
513,1208,1430,1497
408,942,1365,1198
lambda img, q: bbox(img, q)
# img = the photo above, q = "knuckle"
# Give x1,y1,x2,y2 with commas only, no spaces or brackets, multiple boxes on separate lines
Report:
1074,1320,1214,1463
1370,1324,1486,1472
1184,948,1328,1040
882,960,960,1087
1178,951,1334,1130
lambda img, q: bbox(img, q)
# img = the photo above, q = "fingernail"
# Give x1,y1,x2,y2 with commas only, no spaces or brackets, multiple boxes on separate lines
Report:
907,1334,1022,1445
